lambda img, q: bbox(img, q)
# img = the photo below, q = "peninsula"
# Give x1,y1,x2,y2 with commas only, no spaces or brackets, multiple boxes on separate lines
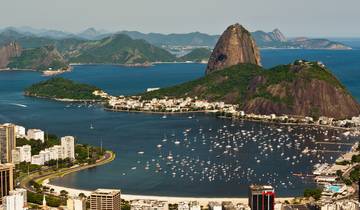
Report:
24,77,103,101
142,24,360,119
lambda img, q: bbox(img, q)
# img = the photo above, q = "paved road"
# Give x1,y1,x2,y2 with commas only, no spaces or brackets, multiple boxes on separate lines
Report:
19,151,115,193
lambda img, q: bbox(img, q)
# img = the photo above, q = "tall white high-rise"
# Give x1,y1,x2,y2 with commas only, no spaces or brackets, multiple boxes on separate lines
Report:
2,188,27,210
19,145,31,163
61,136,75,160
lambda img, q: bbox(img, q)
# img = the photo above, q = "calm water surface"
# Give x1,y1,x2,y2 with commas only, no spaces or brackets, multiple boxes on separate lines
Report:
0,49,359,197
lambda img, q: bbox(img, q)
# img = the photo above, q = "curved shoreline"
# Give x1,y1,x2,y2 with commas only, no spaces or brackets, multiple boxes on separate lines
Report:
19,151,115,193
44,182,294,205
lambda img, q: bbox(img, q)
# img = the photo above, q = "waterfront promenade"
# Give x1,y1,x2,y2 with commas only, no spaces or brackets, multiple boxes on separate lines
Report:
19,150,115,192
43,182,294,206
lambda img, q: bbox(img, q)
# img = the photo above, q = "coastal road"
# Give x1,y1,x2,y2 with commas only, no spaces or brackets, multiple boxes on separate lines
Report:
19,150,115,193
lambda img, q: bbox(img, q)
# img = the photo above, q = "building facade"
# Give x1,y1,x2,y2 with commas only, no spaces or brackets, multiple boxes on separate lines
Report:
0,124,16,164
2,188,27,210
18,145,31,163
0,164,14,205
90,189,121,210
61,136,75,160
27,129,44,143
67,196,86,210
249,185,275,210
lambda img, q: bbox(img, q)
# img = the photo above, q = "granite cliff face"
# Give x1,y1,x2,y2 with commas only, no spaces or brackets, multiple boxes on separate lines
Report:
0,42,22,68
206,24,261,74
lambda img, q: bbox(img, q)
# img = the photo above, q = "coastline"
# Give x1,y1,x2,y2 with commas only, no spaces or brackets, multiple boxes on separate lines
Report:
43,182,294,205
105,108,358,132
24,94,104,103
19,151,115,195
0,65,73,76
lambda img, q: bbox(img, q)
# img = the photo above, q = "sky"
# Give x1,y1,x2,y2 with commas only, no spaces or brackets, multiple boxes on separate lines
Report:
1,0,360,37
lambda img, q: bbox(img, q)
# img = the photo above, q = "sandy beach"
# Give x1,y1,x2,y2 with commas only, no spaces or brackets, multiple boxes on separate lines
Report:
44,180,294,205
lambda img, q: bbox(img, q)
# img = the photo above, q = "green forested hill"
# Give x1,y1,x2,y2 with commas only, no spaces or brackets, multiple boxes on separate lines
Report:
178,48,212,62
7,45,68,70
25,77,102,100
142,61,360,119
66,34,176,64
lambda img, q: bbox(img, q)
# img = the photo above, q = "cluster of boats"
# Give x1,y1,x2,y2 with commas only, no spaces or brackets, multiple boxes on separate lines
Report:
126,119,357,191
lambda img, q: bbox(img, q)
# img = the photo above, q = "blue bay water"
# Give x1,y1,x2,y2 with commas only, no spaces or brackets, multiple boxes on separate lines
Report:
0,49,359,197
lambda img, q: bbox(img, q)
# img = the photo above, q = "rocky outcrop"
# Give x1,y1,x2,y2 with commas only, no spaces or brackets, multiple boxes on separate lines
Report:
0,42,22,68
270,29,286,42
206,24,261,74
243,77,360,119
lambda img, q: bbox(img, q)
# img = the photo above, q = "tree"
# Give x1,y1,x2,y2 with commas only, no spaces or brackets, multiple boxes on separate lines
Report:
60,190,69,198
304,188,322,200
79,193,87,199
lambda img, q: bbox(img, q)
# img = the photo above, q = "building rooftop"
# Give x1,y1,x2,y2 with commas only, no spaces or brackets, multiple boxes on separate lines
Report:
0,163,14,169
91,189,121,196
249,185,274,192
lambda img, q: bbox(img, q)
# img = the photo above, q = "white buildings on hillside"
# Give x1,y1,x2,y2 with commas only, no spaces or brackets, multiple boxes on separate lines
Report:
30,136,75,165
31,155,44,166
14,126,26,138
61,136,75,160
11,145,32,164
49,145,63,160
27,129,45,143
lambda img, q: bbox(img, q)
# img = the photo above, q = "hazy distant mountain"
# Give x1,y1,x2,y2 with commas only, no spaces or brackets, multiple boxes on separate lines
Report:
0,26,352,55
66,34,176,64
119,30,350,50
76,28,111,40
120,31,220,47
0,26,75,40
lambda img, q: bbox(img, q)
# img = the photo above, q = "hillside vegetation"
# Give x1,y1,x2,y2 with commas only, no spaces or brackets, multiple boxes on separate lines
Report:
142,61,360,119
7,45,68,70
25,77,102,100
178,48,212,62
66,34,176,64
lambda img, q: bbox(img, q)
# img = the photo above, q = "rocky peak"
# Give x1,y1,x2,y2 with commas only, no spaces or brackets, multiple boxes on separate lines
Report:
270,29,287,42
206,23,261,75
0,42,22,68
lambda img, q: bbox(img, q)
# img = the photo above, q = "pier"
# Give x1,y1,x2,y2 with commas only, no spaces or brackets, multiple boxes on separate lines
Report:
316,142,354,146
